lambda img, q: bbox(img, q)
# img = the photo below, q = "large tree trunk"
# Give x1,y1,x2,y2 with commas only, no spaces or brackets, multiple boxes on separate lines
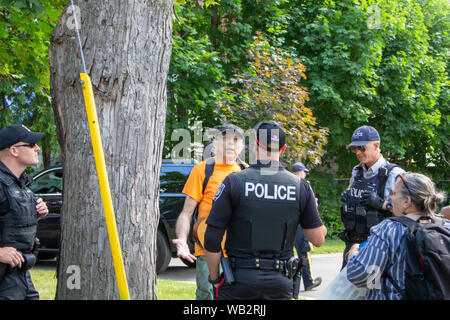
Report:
49,0,173,299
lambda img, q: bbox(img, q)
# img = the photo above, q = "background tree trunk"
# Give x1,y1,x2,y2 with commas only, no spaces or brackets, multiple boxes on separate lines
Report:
49,0,173,299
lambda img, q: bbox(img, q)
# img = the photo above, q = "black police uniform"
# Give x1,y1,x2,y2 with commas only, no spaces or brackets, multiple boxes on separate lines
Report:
0,162,40,300
205,160,323,300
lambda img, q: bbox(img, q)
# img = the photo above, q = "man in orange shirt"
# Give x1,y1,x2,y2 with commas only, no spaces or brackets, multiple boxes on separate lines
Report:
172,124,245,300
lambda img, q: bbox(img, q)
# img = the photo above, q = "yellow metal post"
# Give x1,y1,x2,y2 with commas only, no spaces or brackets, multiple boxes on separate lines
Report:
80,73,130,300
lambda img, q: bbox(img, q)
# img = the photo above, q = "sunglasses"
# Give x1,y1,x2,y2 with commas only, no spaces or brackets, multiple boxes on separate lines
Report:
396,173,413,196
11,143,37,149
351,145,366,152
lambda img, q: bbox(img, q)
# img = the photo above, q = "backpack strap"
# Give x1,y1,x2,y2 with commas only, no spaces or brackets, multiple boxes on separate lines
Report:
202,157,216,194
418,215,445,226
236,157,248,171
192,158,215,223
391,215,445,227
384,269,406,299
202,157,247,193
389,215,416,228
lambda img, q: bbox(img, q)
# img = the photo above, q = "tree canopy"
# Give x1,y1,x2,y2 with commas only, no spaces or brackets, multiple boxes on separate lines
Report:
0,0,66,166
0,0,448,179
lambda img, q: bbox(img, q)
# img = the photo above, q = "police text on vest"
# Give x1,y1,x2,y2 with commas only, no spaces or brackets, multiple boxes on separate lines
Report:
245,182,296,201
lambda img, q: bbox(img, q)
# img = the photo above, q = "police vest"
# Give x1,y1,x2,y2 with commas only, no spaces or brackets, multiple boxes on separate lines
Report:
341,163,396,236
225,167,301,257
0,170,37,253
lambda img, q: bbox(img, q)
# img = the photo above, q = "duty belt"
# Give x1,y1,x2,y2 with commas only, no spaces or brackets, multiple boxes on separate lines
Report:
231,257,286,272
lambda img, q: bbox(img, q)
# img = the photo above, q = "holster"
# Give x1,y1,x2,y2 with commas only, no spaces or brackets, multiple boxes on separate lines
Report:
19,238,40,272
286,256,305,299
221,256,235,285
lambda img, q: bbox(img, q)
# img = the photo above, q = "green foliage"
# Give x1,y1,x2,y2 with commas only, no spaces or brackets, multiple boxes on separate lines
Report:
166,0,295,158
0,0,66,166
308,171,348,239
220,34,329,165
283,0,449,178
166,4,227,156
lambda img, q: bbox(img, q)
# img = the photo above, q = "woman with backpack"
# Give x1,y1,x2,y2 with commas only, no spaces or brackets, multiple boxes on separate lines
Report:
345,172,449,300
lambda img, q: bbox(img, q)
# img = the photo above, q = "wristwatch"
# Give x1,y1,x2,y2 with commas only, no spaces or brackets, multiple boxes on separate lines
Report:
208,274,223,285
385,200,393,211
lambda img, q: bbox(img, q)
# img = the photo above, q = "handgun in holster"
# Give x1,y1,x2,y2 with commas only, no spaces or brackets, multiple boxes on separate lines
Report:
286,256,306,299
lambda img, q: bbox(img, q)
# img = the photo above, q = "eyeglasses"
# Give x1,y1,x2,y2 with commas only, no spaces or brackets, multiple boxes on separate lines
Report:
351,145,366,152
11,143,37,149
396,173,413,196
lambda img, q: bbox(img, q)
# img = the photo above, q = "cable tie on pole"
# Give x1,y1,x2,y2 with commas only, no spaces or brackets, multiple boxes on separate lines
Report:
70,0,87,75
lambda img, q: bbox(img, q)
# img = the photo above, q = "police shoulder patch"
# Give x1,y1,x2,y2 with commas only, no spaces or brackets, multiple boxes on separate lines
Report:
213,183,225,201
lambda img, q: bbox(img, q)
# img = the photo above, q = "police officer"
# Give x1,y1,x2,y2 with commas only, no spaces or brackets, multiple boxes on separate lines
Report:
339,125,404,269
0,124,49,300
204,121,327,300
291,162,322,291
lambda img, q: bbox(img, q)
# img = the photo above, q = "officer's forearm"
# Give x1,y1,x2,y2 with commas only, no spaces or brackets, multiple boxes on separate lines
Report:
205,250,221,280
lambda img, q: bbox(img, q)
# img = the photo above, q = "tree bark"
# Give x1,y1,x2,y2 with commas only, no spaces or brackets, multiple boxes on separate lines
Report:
49,0,173,299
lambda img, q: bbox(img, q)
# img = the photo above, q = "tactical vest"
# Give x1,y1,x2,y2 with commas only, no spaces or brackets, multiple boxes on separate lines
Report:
225,167,301,257
0,170,37,253
341,163,396,236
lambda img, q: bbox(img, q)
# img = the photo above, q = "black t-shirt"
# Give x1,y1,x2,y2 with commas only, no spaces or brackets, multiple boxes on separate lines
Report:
205,161,323,256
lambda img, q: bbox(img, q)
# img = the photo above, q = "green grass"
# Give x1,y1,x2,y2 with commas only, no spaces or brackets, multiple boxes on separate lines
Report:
156,279,196,300
29,270,197,300
29,269,57,300
30,240,344,300
310,239,345,254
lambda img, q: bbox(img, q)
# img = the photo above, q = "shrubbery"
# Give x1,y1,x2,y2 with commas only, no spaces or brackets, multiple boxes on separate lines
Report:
308,171,348,240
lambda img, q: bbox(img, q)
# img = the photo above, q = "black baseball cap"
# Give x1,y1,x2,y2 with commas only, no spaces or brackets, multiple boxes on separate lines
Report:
255,121,286,152
292,162,309,173
215,124,244,139
0,124,44,150
346,125,380,149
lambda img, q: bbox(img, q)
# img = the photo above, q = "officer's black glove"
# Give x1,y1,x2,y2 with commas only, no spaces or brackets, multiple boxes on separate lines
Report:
340,189,351,203
360,191,384,210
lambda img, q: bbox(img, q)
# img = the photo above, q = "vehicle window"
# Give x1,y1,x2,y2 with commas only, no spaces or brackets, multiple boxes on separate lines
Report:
31,170,63,194
160,166,192,193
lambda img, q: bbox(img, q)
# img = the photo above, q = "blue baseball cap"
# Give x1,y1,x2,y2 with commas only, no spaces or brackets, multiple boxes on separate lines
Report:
346,126,380,149
291,162,309,173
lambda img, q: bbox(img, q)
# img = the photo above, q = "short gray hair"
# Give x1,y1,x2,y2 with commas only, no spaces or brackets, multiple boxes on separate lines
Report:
397,172,446,216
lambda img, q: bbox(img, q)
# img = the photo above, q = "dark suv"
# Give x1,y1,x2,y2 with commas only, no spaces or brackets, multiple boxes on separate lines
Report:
31,160,196,274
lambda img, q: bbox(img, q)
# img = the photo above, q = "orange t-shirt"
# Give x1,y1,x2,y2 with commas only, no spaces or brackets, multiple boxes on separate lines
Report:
182,157,243,256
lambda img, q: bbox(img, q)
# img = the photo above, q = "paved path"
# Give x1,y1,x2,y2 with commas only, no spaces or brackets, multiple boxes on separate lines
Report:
157,253,343,300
